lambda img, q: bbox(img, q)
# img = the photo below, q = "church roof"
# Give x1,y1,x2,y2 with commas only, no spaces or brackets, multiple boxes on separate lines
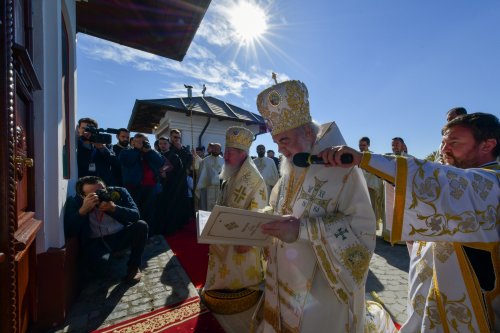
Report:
128,96,266,134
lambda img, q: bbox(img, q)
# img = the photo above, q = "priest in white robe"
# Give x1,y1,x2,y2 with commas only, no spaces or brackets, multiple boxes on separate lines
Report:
255,80,395,333
359,137,384,230
322,112,500,333
254,144,280,203
195,143,224,211
203,126,268,316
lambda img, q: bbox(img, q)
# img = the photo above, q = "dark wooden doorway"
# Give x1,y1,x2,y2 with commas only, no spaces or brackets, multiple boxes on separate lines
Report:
1,1,42,332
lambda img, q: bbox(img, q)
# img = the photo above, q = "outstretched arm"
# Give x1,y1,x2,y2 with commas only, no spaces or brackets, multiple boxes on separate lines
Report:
317,145,363,167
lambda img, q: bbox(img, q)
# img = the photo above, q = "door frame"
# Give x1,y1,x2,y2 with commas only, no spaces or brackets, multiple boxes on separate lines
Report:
0,1,21,331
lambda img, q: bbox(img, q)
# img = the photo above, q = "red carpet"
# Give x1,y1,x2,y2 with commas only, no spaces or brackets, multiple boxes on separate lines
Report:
92,297,224,333
165,218,209,289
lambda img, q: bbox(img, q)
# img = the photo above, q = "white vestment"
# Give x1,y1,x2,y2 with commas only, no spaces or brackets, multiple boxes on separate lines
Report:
254,156,280,203
261,123,383,333
362,168,384,228
204,156,268,291
361,154,500,332
195,155,224,211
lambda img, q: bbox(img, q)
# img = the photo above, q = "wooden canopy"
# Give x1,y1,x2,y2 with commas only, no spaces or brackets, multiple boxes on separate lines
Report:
76,0,211,61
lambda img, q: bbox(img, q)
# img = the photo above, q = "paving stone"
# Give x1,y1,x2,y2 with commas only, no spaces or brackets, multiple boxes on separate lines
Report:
50,233,410,333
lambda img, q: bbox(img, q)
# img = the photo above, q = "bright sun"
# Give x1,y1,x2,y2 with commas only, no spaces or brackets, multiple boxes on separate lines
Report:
229,2,268,44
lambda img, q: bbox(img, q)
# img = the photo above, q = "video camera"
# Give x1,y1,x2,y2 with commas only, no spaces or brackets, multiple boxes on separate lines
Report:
84,126,121,145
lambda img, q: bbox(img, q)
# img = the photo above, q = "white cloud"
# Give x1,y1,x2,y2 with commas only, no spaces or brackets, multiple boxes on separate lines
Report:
77,0,285,99
195,1,236,47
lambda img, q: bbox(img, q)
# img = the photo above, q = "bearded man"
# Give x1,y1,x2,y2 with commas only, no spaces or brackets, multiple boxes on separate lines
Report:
323,112,500,332
196,143,224,211
256,80,395,332
202,126,268,316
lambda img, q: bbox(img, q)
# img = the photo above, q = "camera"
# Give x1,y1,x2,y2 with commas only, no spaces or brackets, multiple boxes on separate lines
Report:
95,189,112,202
143,141,151,149
84,126,116,145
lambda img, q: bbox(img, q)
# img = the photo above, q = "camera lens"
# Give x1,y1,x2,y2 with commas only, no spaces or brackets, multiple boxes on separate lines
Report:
143,141,151,149
95,189,111,202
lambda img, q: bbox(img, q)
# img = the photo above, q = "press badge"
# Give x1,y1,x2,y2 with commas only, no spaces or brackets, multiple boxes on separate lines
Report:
88,163,96,172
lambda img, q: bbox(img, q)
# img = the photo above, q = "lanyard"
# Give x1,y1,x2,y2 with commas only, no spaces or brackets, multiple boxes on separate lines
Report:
94,210,104,224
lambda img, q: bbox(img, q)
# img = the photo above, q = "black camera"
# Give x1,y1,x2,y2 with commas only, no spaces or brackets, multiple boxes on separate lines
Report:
95,189,112,202
143,141,151,149
84,126,113,145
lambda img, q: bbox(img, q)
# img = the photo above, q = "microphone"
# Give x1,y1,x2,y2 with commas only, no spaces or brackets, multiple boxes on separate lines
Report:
292,152,353,167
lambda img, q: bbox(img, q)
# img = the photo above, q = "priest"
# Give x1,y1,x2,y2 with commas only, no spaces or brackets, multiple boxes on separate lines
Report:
254,144,280,203
202,126,268,316
320,112,500,332
195,143,224,211
256,80,395,332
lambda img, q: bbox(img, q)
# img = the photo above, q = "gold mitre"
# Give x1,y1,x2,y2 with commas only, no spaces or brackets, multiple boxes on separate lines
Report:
225,126,254,152
256,80,311,136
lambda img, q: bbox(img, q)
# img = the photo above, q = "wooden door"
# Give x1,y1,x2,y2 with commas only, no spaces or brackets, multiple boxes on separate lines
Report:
1,1,41,332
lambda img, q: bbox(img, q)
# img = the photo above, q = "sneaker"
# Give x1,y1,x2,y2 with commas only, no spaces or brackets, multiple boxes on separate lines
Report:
125,267,142,284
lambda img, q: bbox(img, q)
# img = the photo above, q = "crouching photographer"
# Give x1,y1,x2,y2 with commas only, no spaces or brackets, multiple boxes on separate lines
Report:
64,176,148,283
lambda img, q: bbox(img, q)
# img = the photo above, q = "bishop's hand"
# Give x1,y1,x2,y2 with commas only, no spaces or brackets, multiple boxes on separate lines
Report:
261,215,300,243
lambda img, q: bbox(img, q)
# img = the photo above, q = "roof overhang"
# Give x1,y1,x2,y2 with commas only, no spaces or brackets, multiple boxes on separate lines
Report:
76,0,211,61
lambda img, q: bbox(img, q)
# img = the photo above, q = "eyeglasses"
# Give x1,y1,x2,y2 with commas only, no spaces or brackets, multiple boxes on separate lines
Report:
172,136,181,139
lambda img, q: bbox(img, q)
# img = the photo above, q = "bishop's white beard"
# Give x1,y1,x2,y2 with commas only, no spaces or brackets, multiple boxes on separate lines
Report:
279,156,294,177
220,163,239,180
280,140,314,177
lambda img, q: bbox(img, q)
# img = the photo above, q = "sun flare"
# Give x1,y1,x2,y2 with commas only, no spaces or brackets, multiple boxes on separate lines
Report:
229,1,268,45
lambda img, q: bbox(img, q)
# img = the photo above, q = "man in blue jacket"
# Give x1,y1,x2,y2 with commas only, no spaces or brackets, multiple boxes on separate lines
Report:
64,176,148,283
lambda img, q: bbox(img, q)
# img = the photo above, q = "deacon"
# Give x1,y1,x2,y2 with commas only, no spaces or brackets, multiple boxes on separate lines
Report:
254,144,280,203
256,80,395,332
320,112,500,332
202,126,268,315
195,143,224,211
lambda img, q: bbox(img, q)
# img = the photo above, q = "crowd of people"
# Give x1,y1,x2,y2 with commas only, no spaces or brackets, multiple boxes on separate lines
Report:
64,79,499,332
66,123,194,283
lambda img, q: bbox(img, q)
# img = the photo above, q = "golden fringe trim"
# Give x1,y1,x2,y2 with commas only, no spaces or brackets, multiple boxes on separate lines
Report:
202,289,261,315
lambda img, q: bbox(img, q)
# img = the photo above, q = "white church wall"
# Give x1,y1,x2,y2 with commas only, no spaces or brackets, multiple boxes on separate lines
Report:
32,0,76,252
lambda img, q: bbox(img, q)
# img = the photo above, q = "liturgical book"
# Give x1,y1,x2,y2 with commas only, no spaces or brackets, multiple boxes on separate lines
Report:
196,205,284,246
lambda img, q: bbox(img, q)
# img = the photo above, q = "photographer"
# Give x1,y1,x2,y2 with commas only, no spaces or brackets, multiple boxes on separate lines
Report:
64,176,148,283
77,118,116,186
119,133,164,235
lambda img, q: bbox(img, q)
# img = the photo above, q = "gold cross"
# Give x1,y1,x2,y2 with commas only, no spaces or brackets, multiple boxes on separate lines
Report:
233,185,247,204
296,177,331,218
218,264,229,279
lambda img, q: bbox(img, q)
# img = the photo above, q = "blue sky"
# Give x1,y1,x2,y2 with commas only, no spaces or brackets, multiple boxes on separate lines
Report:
77,0,500,159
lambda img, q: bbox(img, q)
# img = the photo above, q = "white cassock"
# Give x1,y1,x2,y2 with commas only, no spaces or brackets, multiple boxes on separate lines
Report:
195,155,224,211
361,168,384,228
361,154,500,332
260,123,395,333
254,156,280,203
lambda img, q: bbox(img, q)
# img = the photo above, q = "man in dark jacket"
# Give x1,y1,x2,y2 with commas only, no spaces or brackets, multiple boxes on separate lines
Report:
64,176,148,283
76,118,116,186
119,133,164,235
